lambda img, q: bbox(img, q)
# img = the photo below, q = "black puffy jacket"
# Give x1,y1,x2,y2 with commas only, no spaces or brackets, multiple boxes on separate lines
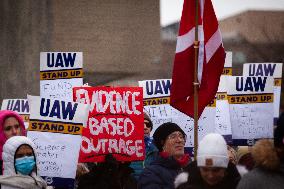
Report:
138,155,189,189
77,155,137,189
176,161,241,189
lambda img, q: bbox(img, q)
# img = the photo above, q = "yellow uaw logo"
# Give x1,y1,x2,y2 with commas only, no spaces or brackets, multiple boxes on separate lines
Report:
20,114,30,122
40,69,83,80
274,78,282,86
216,92,228,100
228,93,273,104
222,68,232,76
143,97,170,106
29,120,82,135
207,98,216,107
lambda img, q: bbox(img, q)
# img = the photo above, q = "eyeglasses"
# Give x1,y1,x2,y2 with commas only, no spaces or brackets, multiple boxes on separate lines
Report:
167,132,186,142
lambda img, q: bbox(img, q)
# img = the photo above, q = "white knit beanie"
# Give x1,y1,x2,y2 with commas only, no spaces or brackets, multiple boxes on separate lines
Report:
197,133,229,168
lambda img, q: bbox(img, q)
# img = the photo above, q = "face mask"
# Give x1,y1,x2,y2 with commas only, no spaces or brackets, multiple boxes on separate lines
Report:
15,156,36,175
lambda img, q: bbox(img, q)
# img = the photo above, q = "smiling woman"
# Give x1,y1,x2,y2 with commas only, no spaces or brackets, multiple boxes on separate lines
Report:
175,133,241,189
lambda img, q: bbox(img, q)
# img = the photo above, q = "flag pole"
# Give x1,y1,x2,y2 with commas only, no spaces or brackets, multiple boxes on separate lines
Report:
193,0,200,161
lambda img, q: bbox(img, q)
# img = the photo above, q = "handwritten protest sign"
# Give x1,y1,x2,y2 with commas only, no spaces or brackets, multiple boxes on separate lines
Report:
139,79,215,155
73,86,144,162
215,52,233,143
27,95,89,188
227,76,274,145
243,63,283,124
40,52,83,101
1,99,30,129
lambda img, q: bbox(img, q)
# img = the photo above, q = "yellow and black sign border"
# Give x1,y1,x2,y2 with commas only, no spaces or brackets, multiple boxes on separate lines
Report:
274,78,282,86
40,68,83,80
216,92,228,100
28,119,83,135
228,93,273,104
143,96,170,106
222,68,232,76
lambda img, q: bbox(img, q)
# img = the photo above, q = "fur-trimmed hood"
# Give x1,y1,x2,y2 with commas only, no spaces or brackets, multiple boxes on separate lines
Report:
174,161,240,189
252,139,282,171
0,136,49,189
236,139,284,189
2,136,38,175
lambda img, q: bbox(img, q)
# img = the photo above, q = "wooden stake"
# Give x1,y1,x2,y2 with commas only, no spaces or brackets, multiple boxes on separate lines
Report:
193,0,200,161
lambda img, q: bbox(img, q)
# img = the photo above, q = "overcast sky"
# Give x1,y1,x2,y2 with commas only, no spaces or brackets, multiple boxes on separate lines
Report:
160,0,284,26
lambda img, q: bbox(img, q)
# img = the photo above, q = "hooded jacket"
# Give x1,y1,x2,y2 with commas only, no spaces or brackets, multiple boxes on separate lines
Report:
175,161,241,189
130,136,158,180
237,139,284,189
138,153,190,189
0,110,26,161
0,136,48,189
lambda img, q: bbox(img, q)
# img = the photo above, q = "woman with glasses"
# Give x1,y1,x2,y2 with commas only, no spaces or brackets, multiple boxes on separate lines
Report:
138,122,190,189
0,110,26,175
130,113,158,181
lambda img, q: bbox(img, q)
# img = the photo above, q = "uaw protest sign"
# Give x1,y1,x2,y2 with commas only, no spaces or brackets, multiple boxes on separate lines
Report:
243,63,283,124
1,99,30,129
227,76,274,145
40,52,83,101
27,95,89,189
215,52,233,143
139,79,215,155
73,86,145,162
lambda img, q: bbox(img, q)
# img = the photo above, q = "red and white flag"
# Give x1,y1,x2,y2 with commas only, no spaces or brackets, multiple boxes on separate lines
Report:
170,0,225,118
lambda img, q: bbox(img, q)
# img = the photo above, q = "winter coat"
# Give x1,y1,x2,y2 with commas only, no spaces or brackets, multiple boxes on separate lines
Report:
0,110,26,161
175,161,241,189
237,139,284,189
0,136,48,189
130,136,158,180
137,154,190,189
77,154,137,189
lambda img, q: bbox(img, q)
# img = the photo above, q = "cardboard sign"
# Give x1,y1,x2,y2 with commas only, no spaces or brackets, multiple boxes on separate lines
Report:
73,87,145,162
27,95,89,188
243,63,283,122
40,52,83,101
139,79,215,155
221,52,232,76
1,99,30,129
215,52,233,143
227,76,274,145
215,92,232,143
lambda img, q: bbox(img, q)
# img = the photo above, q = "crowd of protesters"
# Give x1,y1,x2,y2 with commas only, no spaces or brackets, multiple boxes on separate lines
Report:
0,109,283,189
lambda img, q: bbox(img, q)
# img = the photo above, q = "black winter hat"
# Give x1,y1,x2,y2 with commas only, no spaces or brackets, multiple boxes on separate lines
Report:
274,113,284,148
153,122,186,151
144,112,153,131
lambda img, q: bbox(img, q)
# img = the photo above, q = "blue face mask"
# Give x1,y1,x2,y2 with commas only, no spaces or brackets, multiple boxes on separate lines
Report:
15,156,36,175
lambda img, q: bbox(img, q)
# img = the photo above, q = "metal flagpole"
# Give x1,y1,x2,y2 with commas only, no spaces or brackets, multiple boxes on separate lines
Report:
193,0,200,161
